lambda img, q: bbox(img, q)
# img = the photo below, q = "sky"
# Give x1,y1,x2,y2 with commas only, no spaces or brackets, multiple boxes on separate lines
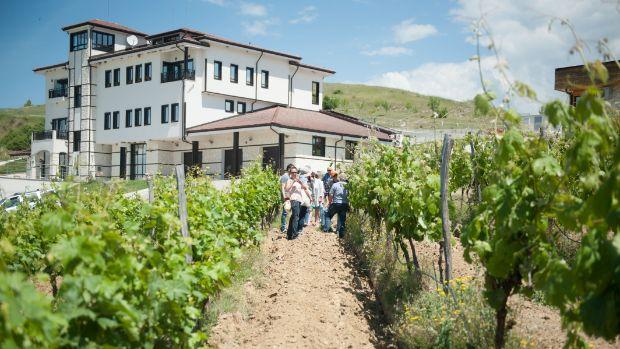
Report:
0,0,619,112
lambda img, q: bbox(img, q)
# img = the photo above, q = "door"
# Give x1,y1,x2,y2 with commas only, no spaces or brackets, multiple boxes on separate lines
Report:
183,151,203,174
119,147,127,179
262,146,280,172
129,143,146,180
224,149,242,178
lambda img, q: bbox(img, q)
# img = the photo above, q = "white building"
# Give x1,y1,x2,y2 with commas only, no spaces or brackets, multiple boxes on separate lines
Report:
32,19,394,180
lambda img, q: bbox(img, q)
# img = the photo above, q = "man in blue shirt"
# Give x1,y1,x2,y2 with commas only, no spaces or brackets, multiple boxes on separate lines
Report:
327,173,349,238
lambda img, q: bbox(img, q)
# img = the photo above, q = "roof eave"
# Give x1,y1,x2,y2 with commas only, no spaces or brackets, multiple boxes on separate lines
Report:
62,21,147,37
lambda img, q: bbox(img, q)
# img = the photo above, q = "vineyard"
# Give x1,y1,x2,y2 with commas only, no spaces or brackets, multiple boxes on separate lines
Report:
345,63,619,348
0,163,280,348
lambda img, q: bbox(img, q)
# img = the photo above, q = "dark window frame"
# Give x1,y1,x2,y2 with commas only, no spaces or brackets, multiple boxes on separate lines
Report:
171,103,179,122
312,81,320,105
91,30,115,52
74,86,82,107
246,67,254,86
144,62,152,81
126,66,133,84
104,112,111,130
70,30,87,51
312,136,326,157
225,99,234,113
112,111,120,129
105,70,112,88
135,64,143,83
345,140,357,160
237,101,246,114
134,108,142,126
126,109,133,127
144,107,151,125
161,104,169,123
214,61,222,80
73,131,81,152
230,64,238,83
113,68,121,86
261,70,269,88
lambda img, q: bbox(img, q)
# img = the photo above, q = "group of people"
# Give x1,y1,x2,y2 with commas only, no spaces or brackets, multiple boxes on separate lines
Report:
279,164,349,240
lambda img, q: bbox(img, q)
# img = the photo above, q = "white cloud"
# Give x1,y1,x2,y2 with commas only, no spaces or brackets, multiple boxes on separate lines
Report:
393,20,438,44
240,2,267,16
242,19,275,36
203,0,225,6
362,46,412,57
368,0,620,113
289,6,318,24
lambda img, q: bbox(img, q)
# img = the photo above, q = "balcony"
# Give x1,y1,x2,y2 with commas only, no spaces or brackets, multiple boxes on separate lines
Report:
48,87,68,98
32,130,69,141
161,69,195,83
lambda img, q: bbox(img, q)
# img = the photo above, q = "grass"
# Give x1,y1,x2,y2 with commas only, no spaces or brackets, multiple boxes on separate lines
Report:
0,104,45,153
80,179,149,193
0,158,28,175
324,83,495,130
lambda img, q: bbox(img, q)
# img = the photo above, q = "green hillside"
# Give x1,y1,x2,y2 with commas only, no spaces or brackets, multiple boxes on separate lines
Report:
324,83,493,130
0,105,45,158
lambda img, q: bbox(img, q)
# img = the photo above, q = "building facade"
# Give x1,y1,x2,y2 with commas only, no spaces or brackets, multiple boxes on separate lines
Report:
555,60,620,108
32,19,394,180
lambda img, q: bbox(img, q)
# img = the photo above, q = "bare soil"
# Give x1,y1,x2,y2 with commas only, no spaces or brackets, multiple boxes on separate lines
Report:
208,227,390,349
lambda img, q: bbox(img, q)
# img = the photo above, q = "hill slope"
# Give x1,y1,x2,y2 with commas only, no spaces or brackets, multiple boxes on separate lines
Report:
324,83,492,130
0,105,45,157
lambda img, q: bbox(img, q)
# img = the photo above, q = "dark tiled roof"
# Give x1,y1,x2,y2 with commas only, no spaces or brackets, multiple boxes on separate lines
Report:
187,106,394,141
89,38,208,62
289,61,335,74
33,61,68,72
62,19,147,36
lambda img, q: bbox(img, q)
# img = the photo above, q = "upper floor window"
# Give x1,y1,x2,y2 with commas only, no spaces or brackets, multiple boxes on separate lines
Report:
261,70,269,88
237,101,246,114
345,140,357,160
214,61,222,80
112,111,120,129
104,112,111,130
145,62,152,81
91,31,114,52
73,131,81,151
144,107,151,125
312,136,326,157
105,70,112,88
49,79,68,98
171,103,179,122
162,60,195,83
51,118,68,132
113,68,120,86
74,86,82,108
161,104,169,123
70,31,87,51
246,67,254,86
135,64,143,83
126,66,133,84
230,64,238,83
134,108,142,126
126,110,133,127
312,81,320,105
225,100,234,113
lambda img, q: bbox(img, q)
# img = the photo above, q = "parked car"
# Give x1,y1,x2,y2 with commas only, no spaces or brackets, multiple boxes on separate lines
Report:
1,190,47,213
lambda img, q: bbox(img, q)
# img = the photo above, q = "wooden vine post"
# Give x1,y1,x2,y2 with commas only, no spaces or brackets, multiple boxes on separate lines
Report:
175,165,193,263
439,134,454,284
147,174,154,203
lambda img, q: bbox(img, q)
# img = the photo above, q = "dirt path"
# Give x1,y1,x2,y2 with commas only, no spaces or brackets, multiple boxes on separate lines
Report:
208,227,389,349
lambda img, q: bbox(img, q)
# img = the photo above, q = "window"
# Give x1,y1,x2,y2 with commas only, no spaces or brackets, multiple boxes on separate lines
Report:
312,81,320,105
161,60,195,82
144,62,152,81
70,31,87,51
135,64,142,83
91,30,114,52
246,67,254,86
171,103,179,122
104,112,111,130
134,108,142,126
49,79,68,98
74,86,81,107
230,64,238,83
113,68,120,86
105,70,112,88
144,107,151,125
225,100,234,112
130,143,146,179
113,111,120,129
237,102,246,114
126,110,133,127
51,118,68,132
73,131,81,152
214,61,222,80
345,140,357,160
126,66,133,84
261,70,269,88
312,136,326,157
161,104,169,123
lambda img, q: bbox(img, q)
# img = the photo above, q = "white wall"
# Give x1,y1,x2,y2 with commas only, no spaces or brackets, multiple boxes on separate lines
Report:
290,68,327,111
43,68,69,128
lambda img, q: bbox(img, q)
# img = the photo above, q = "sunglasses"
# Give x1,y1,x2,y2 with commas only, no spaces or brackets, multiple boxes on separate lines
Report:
290,171,298,174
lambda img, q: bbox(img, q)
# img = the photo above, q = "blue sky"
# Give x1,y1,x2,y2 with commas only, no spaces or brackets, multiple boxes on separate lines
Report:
1,0,619,111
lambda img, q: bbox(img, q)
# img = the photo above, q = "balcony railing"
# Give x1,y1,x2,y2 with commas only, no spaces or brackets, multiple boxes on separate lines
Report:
32,130,69,141
48,87,68,98
161,69,196,83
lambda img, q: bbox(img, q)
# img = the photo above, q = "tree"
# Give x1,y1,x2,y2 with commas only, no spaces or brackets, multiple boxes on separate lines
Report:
428,96,448,118
322,95,340,110
23,99,32,107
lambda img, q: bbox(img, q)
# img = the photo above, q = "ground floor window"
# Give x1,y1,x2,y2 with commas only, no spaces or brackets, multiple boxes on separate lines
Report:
130,143,146,179
59,152,68,179
345,140,357,160
312,136,326,157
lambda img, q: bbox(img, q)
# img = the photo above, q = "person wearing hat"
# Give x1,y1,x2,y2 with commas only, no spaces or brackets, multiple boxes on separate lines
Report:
327,171,349,238
284,166,312,240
